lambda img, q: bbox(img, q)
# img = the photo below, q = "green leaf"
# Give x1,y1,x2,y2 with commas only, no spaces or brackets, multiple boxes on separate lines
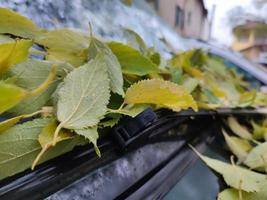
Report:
202,73,226,99
251,120,267,140
123,28,147,54
217,188,238,200
88,36,124,96
239,91,257,107
149,51,161,66
38,120,73,147
253,92,267,107
108,42,158,75
0,35,14,43
99,113,121,128
0,116,22,133
227,117,253,140
172,49,206,77
222,130,252,163
0,118,85,180
124,79,197,112
36,28,89,51
244,142,267,170
56,54,110,132
0,8,41,39
75,127,100,157
108,104,148,117
219,81,240,106
0,110,43,133
182,77,199,93
192,147,267,192
0,39,32,74
0,82,27,114
8,59,72,115
206,56,227,77
218,184,267,200
201,88,220,104
36,29,89,67
31,119,74,169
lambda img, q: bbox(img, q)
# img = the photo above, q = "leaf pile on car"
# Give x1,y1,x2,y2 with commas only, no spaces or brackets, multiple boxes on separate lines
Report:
0,8,267,181
193,117,267,200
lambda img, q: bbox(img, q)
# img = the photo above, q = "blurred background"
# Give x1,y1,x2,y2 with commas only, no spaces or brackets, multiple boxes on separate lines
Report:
0,1,267,199
147,0,267,67
2,0,267,68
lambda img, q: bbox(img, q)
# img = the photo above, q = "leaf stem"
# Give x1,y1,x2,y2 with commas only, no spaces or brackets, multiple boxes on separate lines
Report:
89,22,93,37
260,155,267,175
238,180,243,200
52,122,64,146
28,64,57,98
23,110,44,118
118,102,125,111
31,144,50,170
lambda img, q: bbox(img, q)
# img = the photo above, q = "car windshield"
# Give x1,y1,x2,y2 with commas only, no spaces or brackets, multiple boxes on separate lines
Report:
0,0,188,57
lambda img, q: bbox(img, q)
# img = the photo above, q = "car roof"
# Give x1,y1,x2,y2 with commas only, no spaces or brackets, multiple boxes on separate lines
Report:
184,38,267,85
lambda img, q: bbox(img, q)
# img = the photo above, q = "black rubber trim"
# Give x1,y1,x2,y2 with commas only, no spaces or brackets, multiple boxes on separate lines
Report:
114,123,214,200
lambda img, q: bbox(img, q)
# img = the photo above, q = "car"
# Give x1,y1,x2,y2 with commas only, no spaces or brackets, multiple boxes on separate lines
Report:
0,1,266,200
184,38,267,86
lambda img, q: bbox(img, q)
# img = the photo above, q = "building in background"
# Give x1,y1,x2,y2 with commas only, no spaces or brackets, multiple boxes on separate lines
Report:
232,20,267,66
147,0,209,40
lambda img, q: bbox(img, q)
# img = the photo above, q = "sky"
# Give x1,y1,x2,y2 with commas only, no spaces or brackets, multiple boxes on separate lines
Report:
204,0,253,46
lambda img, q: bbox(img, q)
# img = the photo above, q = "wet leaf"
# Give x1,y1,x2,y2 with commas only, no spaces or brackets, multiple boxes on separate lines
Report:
192,147,267,192
244,142,267,170
149,51,161,65
75,127,100,157
228,117,253,140
239,91,257,107
182,77,199,93
0,82,27,114
32,119,74,169
0,110,43,133
0,40,32,74
8,59,72,115
108,42,158,75
99,113,121,128
218,184,267,200
123,28,147,54
36,29,89,67
0,8,41,39
124,79,197,112
222,130,252,163
217,188,238,200
109,104,148,117
88,36,124,96
251,120,267,140
0,118,85,180
54,54,110,144
0,35,14,43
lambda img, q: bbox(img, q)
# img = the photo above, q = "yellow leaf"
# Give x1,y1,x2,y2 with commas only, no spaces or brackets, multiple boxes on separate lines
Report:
32,119,73,169
0,116,21,133
0,8,41,39
36,29,89,67
0,110,43,133
197,102,219,109
0,40,32,74
228,117,253,140
203,73,225,98
124,79,197,112
0,82,28,114
222,130,252,163
27,64,58,97
46,48,88,68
